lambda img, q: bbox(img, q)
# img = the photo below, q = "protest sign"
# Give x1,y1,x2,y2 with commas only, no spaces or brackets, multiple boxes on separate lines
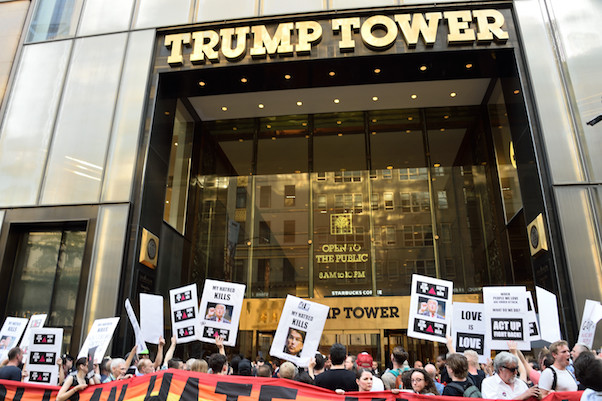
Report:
0,316,29,362
577,299,602,348
77,317,120,363
407,274,453,343
199,279,246,347
19,314,47,354
452,302,489,363
169,283,201,343
535,286,562,343
24,327,63,385
525,291,541,342
140,293,164,344
483,286,529,350
125,299,148,353
270,295,329,367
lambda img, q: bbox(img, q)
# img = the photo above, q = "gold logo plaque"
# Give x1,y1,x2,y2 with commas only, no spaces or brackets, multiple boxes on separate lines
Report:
330,213,352,235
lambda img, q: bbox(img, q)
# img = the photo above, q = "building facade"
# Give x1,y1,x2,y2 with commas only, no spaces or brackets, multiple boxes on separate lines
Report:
0,0,600,363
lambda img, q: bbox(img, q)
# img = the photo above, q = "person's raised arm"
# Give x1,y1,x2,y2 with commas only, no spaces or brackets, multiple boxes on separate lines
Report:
124,345,138,369
446,335,456,355
153,336,166,370
507,341,526,382
216,335,226,356
57,357,66,385
163,336,177,368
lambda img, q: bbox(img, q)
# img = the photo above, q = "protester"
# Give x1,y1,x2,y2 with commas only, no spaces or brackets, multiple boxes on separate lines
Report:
189,358,208,373
137,359,154,375
381,345,409,390
356,368,374,392
314,343,358,392
573,352,602,400
410,368,440,395
539,340,578,396
481,352,539,400
425,363,445,394
441,353,481,397
57,357,101,401
344,354,356,371
208,353,228,375
103,357,133,383
238,359,253,376
414,360,424,368
464,350,486,390
356,351,384,391
308,353,325,380
0,347,24,381
257,364,272,377
277,361,297,379
57,354,75,385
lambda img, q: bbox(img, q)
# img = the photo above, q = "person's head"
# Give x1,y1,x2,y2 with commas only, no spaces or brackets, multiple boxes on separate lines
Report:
138,349,150,360
238,359,253,376
463,350,479,369
189,358,208,373
329,343,347,366
435,354,446,369
427,299,438,314
356,352,373,370
574,352,602,391
314,353,325,372
414,360,423,369
493,352,519,385
424,363,438,379
550,340,570,368
411,368,439,395
391,346,409,367
110,358,126,377
256,357,265,366
75,357,88,373
138,359,154,375
571,343,590,361
230,355,241,374
278,361,297,379
257,364,272,377
101,357,111,374
401,369,412,389
372,361,379,372
446,353,468,380
344,355,356,370
62,354,75,370
356,368,373,391
285,328,304,355
167,358,184,369
215,304,226,319
7,347,23,363
208,353,228,374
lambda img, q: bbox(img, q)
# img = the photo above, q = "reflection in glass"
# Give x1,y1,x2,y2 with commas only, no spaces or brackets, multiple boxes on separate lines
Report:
314,112,366,172
27,0,83,42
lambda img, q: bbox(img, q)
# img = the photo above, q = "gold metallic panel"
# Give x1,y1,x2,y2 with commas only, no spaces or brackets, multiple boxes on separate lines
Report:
164,33,190,66
139,228,159,269
360,15,398,50
332,17,360,52
240,294,480,331
473,9,509,43
395,12,442,46
190,30,219,63
445,11,476,44
527,213,549,256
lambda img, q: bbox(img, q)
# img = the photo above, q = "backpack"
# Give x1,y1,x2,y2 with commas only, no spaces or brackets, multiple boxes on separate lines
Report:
446,381,482,398
551,367,557,391
388,368,403,389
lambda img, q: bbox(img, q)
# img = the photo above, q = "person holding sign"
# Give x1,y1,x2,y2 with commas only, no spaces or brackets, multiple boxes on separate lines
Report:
56,357,101,401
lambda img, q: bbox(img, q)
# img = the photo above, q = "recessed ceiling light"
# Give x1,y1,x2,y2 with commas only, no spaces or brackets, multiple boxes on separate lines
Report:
329,71,335,77
258,104,264,109
513,89,520,94
440,128,445,132
266,124,272,128
466,63,473,69
450,92,457,97
372,119,377,123
408,116,413,121
406,130,411,133
164,111,170,116
198,81,206,86
297,101,303,106
241,77,248,83
271,137,276,140
221,107,227,111
411,94,417,99
372,96,378,101
233,127,237,130
337,133,343,136
284,74,291,80
174,142,178,146
238,138,243,142
337,120,342,125
419,65,427,71
371,131,376,135
304,134,309,138
444,115,450,119
386,165,393,170
374,68,381,74
302,122,307,126
334,99,340,104
434,163,441,167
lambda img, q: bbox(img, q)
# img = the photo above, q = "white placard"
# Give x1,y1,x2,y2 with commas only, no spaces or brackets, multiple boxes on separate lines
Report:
535,286,562,343
270,295,329,368
77,317,120,363
25,328,63,385
483,286,529,350
169,283,201,343
525,291,541,342
140,293,164,344
125,299,148,353
0,317,29,362
199,279,246,347
407,274,453,343
19,314,47,354
577,299,602,348
452,302,489,363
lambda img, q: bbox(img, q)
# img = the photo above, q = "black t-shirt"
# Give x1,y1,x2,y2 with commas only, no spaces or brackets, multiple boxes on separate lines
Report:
314,369,358,392
468,370,486,390
0,365,22,381
442,380,472,396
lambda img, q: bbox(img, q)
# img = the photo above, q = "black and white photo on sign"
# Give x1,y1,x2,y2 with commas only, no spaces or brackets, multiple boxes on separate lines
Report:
451,302,489,363
407,274,453,343
535,286,562,343
170,283,201,344
140,293,164,344
77,317,120,363
483,286,529,350
0,317,29,362
198,279,246,347
25,327,63,385
270,295,329,368
19,314,47,354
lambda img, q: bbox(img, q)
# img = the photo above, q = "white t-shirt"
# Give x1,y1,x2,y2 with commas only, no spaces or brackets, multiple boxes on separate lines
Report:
539,366,577,392
581,389,602,401
371,376,385,391
481,374,529,399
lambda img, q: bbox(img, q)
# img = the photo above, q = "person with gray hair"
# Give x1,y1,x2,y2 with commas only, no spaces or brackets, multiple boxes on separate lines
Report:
481,352,541,399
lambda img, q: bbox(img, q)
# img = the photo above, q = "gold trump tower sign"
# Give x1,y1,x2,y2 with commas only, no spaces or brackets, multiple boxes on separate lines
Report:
164,9,509,66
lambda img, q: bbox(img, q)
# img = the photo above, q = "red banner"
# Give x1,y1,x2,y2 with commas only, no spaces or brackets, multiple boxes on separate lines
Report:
0,370,583,401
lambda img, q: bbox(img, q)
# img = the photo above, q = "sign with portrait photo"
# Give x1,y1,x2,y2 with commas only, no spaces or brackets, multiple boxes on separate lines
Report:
25,327,63,385
451,302,489,363
0,317,29,362
483,286,529,350
77,317,120,363
408,274,453,343
199,279,246,347
270,295,329,367
169,283,201,344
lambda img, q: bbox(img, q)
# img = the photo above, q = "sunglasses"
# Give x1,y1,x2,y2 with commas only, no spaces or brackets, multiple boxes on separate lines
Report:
502,366,518,373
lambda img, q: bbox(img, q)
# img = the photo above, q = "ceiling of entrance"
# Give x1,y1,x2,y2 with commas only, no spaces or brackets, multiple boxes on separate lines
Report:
188,78,491,121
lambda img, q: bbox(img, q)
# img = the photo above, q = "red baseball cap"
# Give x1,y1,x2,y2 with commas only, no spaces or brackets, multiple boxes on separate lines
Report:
356,352,373,368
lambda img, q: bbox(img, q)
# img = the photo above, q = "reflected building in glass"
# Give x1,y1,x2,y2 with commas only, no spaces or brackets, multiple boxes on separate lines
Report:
0,0,600,363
